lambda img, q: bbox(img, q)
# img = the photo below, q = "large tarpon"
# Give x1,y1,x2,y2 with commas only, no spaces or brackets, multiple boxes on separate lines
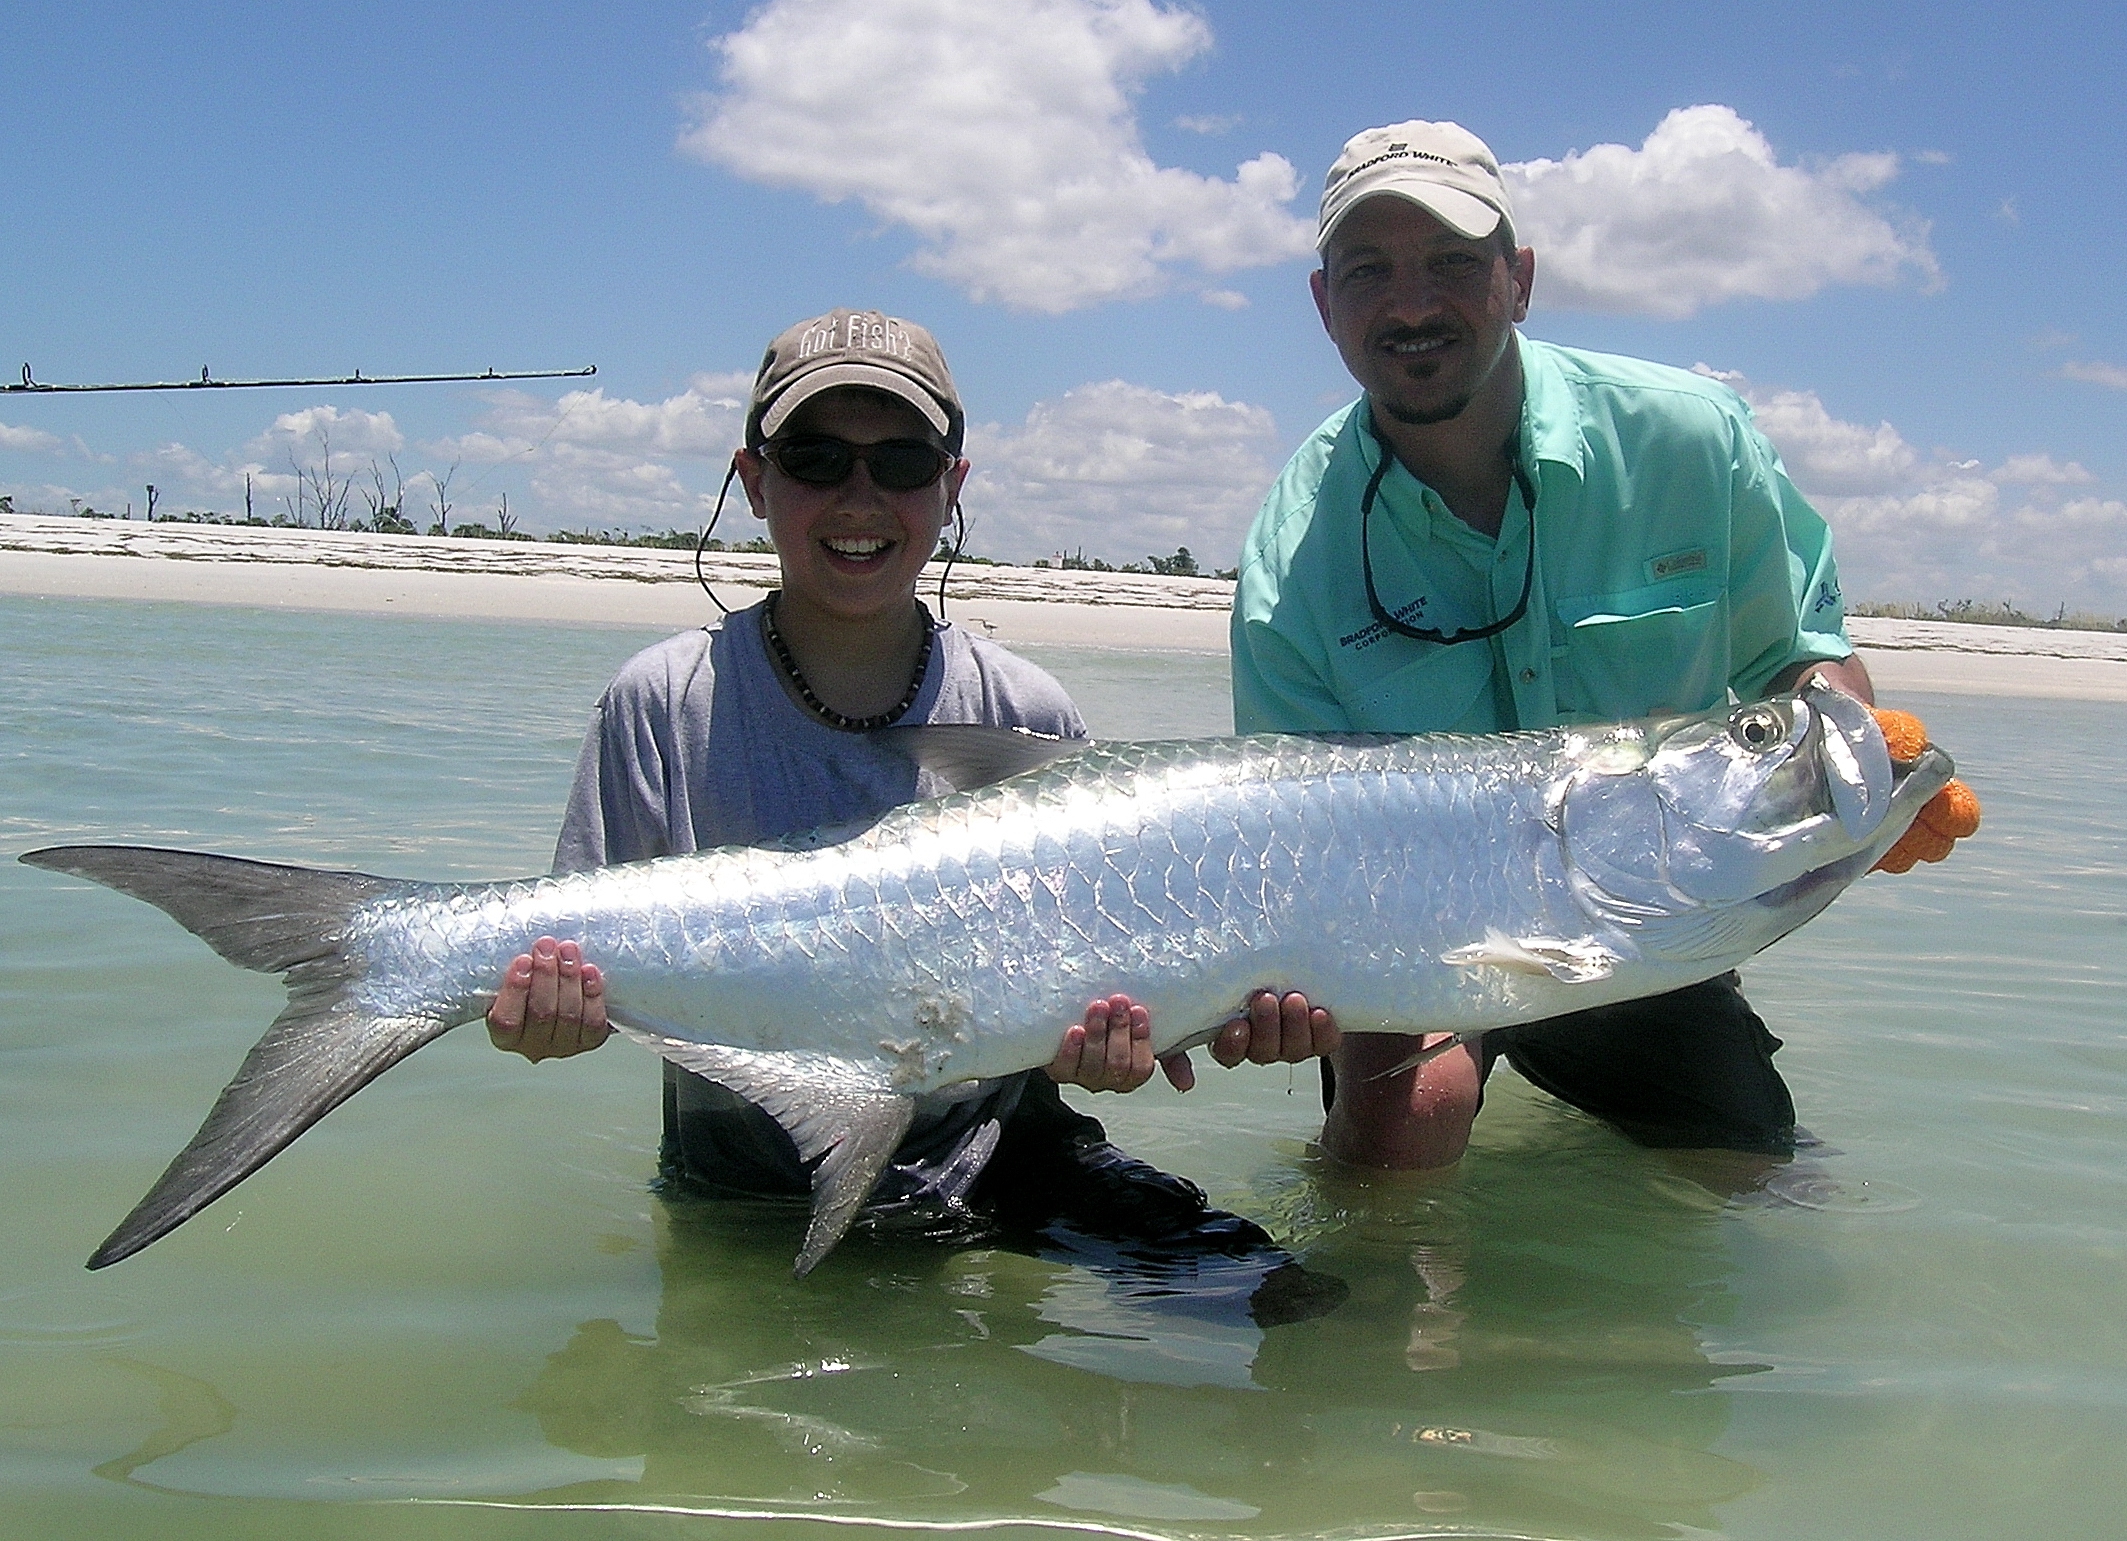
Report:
23,682,1951,1275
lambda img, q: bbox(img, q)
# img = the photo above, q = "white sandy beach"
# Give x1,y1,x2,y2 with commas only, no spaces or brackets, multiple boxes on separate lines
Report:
5,512,2125,701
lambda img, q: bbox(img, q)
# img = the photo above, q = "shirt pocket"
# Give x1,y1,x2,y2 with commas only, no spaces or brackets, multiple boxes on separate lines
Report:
1346,636,1497,732
1553,584,1725,722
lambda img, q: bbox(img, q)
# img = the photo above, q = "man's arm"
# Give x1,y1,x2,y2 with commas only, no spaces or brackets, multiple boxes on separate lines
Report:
1772,652,1874,704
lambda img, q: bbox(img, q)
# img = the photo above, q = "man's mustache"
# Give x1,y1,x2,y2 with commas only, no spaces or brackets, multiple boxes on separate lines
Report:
1372,322,1461,350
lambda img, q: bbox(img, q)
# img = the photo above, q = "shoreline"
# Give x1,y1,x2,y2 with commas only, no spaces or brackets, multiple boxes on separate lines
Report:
6,513,2126,699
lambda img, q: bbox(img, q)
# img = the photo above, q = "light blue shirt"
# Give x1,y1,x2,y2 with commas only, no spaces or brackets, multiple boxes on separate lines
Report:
1232,337,1853,734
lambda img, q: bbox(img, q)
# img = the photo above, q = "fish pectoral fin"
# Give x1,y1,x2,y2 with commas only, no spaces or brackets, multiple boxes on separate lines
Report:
1635,904,1759,963
1440,932,1619,984
610,1028,915,1277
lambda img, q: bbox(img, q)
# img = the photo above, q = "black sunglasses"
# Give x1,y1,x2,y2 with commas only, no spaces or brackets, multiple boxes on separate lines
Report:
1359,414,1539,646
762,435,955,492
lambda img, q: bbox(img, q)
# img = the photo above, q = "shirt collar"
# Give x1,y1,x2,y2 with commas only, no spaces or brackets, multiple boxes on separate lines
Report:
1514,333,1586,483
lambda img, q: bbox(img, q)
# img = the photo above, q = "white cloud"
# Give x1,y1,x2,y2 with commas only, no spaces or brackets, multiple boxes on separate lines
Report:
429,375,752,529
964,379,1281,564
1174,113,1241,135
247,404,406,461
2062,360,2127,391
2024,497,2127,533
1695,364,1915,496
1507,106,1939,318
465,374,750,461
678,0,1314,312
1,421,67,454
1708,365,2126,611
1990,454,2095,486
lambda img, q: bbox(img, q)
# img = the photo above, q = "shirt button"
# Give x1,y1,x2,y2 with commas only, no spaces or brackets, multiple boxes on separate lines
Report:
1519,668,1536,683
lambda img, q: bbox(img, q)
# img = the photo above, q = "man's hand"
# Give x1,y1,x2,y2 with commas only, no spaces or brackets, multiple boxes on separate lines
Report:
1046,989,1341,1094
1868,708,1982,873
487,936,610,1062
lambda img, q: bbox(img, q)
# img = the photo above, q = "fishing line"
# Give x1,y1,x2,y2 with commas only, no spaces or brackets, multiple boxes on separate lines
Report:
399,1497,1564,1541
448,382,594,507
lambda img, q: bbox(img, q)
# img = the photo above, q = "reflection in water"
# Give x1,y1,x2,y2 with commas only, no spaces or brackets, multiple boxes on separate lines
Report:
519,1119,1775,1539
90,1357,238,1489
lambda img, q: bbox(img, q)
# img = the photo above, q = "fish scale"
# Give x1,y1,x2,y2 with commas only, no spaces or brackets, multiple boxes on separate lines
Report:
20,684,1951,1274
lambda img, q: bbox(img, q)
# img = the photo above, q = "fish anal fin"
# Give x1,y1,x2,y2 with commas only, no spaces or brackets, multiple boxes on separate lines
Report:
798,1097,916,1277
1440,932,1619,985
612,1027,916,1276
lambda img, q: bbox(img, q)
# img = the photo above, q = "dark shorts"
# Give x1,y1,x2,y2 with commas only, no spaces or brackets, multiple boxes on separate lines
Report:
660,1064,1264,1250
1324,972,1798,1157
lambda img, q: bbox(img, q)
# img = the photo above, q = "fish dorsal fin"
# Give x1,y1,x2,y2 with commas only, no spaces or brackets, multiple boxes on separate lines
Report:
876,724,1086,793
611,1028,915,1276
1439,931,1620,984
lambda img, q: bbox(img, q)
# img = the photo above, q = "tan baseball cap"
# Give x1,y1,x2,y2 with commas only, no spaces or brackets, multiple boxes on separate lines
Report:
1317,120,1516,252
746,308,965,452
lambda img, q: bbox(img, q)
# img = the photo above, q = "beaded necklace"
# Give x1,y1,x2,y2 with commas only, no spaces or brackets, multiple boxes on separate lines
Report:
761,591,935,732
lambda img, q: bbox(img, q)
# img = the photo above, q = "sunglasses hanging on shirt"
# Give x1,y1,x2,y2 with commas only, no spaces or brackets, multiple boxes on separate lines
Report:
1359,414,1539,646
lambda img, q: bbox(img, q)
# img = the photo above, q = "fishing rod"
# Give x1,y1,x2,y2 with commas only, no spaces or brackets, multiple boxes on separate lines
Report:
5,363,596,395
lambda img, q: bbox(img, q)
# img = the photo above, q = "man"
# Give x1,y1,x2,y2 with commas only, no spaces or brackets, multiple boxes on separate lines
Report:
1230,120,1874,1170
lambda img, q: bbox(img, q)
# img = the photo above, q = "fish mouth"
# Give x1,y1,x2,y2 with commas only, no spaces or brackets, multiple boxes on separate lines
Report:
1761,742,1956,910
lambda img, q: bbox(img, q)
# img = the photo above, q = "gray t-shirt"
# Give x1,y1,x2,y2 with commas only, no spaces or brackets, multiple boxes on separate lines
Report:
553,597,1089,1202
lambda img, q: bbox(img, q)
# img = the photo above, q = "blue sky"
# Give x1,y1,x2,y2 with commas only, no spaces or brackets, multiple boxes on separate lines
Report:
3,0,2122,611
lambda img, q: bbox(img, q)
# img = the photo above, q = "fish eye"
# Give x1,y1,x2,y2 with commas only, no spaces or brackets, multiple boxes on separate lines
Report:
1730,704,1788,753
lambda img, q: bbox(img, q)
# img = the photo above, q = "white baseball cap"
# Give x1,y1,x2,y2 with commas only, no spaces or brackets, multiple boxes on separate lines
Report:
1317,120,1516,252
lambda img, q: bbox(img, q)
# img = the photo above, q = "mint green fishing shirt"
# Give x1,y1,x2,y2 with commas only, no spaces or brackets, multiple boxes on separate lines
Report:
1231,338,1853,735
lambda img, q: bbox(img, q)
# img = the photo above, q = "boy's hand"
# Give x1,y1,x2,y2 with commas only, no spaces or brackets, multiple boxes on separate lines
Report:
487,937,610,1061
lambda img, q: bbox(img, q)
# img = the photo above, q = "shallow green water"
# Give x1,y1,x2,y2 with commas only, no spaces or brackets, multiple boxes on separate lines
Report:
2,593,2123,1540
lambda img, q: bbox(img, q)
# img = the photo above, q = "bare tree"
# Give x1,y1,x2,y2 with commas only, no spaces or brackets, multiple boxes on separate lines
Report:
427,460,457,536
358,455,413,534
495,490,515,538
286,428,353,530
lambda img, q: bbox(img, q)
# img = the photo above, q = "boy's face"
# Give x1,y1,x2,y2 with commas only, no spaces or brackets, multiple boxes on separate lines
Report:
736,388,968,628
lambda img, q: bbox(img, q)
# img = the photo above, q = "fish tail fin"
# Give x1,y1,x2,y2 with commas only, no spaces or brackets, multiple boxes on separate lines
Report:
20,845,458,1270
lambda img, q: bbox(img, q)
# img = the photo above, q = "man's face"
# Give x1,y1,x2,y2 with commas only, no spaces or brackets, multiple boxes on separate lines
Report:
1312,196,1533,429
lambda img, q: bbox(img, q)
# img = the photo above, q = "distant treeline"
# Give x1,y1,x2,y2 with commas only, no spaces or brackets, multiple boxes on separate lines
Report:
5,496,1237,579
1849,598,2127,634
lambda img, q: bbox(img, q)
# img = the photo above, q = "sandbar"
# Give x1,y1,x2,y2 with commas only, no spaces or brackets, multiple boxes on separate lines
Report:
5,514,2125,701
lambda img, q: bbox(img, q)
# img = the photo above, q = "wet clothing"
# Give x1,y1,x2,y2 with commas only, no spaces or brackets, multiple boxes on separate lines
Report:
1317,972,1799,1157
556,599,1255,1240
1234,339,1854,1155
1231,337,1853,737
